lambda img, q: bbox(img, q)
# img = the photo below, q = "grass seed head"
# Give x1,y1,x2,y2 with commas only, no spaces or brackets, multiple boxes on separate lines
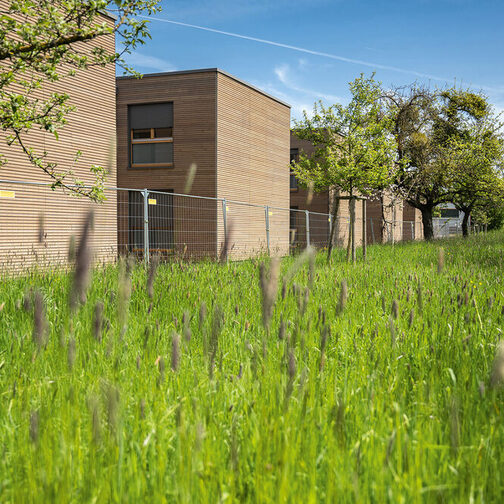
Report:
88,396,101,444
336,279,348,315
29,410,39,444
147,254,159,299
199,302,207,329
408,308,414,328
278,317,286,340
417,281,423,312
171,332,181,372
69,210,94,311
118,256,133,331
104,382,120,433
37,214,45,245
437,247,445,274
32,289,48,348
93,301,104,342
391,299,399,319
490,340,504,387
219,220,234,263
288,349,296,380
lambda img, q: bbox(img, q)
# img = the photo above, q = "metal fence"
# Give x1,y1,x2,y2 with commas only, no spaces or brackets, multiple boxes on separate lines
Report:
1,179,424,270
433,218,464,238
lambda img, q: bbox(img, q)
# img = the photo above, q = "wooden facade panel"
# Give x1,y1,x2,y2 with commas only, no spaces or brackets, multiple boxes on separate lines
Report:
0,13,117,270
116,72,217,197
217,73,290,258
116,71,218,258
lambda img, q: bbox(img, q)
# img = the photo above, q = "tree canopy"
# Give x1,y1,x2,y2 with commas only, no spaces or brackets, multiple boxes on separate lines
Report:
385,86,503,239
292,74,398,258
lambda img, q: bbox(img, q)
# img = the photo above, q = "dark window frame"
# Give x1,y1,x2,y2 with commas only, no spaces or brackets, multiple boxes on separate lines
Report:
128,103,174,169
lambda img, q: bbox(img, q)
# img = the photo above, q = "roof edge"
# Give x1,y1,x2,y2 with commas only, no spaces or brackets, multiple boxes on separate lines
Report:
116,68,291,109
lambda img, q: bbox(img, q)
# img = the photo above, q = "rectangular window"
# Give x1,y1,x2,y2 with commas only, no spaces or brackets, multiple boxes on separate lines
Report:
129,103,173,168
440,208,460,218
290,148,299,191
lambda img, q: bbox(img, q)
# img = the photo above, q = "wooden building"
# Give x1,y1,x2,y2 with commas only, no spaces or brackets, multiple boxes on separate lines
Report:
116,69,291,259
0,10,117,271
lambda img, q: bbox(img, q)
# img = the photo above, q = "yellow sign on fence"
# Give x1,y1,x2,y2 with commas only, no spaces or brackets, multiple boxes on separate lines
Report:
148,198,157,205
0,190,15,199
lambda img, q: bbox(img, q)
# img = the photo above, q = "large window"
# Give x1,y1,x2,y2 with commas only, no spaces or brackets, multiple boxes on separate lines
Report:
129,103,173,168
290,148,299,191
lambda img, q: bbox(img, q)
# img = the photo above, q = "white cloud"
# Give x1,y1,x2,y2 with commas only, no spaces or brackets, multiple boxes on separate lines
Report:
124,52,176,73
274,63,341,103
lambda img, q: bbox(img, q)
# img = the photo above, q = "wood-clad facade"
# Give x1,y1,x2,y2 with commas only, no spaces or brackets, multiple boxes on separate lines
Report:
116,69,291,259
0,11,117,271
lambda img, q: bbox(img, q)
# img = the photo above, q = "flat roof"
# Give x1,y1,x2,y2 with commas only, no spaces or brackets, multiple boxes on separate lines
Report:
117,68,291,109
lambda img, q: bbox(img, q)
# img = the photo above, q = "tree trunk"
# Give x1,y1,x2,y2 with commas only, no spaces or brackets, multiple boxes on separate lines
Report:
327,193,340,261
461,211,470,238
421,206,435,240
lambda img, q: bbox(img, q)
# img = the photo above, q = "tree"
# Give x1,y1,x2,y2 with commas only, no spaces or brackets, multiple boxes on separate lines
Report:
385,86,501,240
0,0,160,200
384,85,452,240
435,91,504,237
292,74,397,261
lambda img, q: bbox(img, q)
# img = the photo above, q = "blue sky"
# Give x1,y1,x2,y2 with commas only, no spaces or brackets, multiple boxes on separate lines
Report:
122,0,504,121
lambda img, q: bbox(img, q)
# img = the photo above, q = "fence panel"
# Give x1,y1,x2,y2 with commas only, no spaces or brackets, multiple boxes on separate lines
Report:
222,201,268,259
308,212,331,249
268,206,290,257
1,179,472,272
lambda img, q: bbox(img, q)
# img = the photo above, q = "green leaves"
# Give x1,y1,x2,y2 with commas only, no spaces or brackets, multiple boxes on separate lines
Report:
292,74,397,197
0,0,161,200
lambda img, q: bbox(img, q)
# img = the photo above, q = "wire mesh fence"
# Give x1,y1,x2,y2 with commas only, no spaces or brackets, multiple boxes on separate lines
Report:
0,178,456,272
433,218,464,238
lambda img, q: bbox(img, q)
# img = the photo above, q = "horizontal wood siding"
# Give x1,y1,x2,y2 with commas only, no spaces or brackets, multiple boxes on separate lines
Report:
116,72,218,258
0,14,116,271
217,73,290,258
403,202,423,240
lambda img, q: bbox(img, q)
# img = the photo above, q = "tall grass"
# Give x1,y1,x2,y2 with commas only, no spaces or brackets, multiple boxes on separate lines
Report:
1,232,504,502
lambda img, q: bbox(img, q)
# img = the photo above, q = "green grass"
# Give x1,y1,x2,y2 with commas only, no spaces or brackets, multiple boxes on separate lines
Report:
1,232,504,503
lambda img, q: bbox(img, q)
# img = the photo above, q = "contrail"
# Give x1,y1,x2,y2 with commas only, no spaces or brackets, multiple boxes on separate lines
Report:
138,15,454,83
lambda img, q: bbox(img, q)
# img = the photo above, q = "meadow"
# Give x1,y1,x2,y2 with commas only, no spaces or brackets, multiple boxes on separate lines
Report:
1,231,504,503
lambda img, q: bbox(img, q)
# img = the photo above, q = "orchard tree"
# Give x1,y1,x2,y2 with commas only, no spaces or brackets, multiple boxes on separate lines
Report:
0,0,161,200
435,91,504,237
292,74,397,260
384,85,453,239
385,86,502,240
448,128,504,236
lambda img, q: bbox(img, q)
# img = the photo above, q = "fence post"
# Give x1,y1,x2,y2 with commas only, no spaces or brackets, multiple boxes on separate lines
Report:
410,221,414,240
350,197,356,263
305,210,310,248
370,217,375,244
362,199,367,261
221,199,227,249
328,214,332,249
265,205,270,255
143,188,149,264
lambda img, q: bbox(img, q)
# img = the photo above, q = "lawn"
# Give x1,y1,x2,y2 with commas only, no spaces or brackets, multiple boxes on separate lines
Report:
1,232,503,502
